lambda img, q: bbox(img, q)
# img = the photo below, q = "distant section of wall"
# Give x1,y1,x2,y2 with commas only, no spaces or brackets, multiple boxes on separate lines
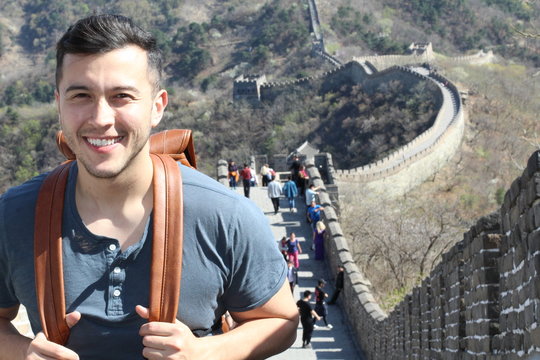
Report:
333,70,464,197
447,50,496,65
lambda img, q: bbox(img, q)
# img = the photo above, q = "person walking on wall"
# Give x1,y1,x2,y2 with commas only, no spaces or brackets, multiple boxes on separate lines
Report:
228,160,239,189
286,261,298,293
289,155,301,186
314,279,332,328
267,176,282,214
297,290,321,349
240,163,252,198
260,163,270,187
298,165,309,197
282,175,298,213
287,232,302,269
328,265,345,305
313,221,326,260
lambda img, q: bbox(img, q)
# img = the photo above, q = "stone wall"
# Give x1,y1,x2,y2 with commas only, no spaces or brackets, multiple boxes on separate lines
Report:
307,150,540,359
333,69,464,197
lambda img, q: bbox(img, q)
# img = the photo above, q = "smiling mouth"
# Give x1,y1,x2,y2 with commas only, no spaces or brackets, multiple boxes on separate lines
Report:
86,137,124,147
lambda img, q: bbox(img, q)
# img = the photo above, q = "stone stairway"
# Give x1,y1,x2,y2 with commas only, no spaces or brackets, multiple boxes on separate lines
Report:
239,185,364,359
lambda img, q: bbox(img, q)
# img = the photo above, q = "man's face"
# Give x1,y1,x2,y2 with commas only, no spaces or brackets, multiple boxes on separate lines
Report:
55,45,167,179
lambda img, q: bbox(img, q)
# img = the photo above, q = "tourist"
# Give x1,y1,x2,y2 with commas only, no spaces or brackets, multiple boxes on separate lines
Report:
328,265,345,305
314,279,332,329
297,290,320,349
287,233,302,269
313,221,326,260
282,175,298,212
267,176,282,214
240,163,252,198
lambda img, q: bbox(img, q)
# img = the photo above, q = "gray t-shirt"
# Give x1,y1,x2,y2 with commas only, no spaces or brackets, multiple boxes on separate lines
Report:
0,163,286,359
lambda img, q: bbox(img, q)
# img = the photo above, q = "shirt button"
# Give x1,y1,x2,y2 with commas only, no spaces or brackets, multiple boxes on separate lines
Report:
113,289,121,297
113,267,121,274
108,244,117,251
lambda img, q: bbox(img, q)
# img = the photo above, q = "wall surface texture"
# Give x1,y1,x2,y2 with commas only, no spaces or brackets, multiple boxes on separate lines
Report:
307,150,540,359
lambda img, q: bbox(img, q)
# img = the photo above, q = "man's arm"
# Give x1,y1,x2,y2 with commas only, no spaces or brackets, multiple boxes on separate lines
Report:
138,280,299,360
0,305,30,360
0,306,80,360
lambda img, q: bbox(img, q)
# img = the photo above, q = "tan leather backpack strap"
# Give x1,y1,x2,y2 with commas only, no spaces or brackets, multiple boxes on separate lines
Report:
149,129,197,169
149,154,183,323
34,161,73,345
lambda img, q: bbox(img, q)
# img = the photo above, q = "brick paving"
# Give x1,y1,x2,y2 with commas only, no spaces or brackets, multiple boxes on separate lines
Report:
240,185,364,359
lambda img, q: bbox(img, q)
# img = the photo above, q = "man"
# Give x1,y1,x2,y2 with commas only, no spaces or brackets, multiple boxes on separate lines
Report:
289,155,301,186
240,163,252,198
314,279,332,329
260,163,269,187
286,261,297,293
296,290,320,349
328,265,345,305
305,184,321,206
267,176,282,214
281,175,298,213
308,200,324,230
0,15,297,359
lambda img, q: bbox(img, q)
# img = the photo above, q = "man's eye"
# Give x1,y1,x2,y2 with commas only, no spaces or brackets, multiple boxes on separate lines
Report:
73,93,89,98
115,93,132,99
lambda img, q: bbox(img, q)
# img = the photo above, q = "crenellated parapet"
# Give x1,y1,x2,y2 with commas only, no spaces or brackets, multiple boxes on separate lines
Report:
299,150,540,359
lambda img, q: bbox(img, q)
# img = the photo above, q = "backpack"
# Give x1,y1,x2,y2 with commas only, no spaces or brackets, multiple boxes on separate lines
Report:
34,129,195,344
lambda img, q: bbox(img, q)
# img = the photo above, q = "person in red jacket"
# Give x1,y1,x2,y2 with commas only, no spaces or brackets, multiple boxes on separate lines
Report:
240,163,252,198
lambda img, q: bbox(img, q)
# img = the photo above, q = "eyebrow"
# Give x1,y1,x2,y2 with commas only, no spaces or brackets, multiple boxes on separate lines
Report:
63,85,141,95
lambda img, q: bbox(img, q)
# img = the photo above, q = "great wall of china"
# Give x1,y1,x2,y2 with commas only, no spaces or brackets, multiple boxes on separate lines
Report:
12,1,538,358
229,1,540,358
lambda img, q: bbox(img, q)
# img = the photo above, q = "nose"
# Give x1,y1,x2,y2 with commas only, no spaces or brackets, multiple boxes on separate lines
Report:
90,98,115,127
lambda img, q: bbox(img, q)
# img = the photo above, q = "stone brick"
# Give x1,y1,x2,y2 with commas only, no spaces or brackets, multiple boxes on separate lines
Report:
327,221,344,238
509,205,520,229
510,177,522,204
535,204,540,229
526,150,540,178
337,249,354,264
475,212,501,235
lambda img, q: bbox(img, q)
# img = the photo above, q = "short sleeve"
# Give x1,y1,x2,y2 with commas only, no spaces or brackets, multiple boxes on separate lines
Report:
0,196,18,308
222,200,287,312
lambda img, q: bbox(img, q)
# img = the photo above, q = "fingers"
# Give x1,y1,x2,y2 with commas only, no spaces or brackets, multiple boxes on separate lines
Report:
66,311,81,328
136,305,182,325
27,332,80,360
135,305,150,320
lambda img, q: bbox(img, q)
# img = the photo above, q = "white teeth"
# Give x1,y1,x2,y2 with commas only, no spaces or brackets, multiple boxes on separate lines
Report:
87,137,121,147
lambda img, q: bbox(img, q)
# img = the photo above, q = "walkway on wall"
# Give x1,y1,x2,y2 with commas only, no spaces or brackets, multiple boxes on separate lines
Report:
345,68,461,177
235,185,364,359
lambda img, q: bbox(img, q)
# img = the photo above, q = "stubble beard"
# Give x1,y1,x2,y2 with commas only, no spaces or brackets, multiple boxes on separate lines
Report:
70,132,151,180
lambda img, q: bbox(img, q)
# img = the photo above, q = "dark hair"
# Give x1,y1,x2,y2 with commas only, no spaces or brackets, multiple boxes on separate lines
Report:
303,290,312,298
56,14,163,90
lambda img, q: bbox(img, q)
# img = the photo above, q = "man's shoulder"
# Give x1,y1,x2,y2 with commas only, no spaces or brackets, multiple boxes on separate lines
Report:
180,165,252,207
1,173,47,211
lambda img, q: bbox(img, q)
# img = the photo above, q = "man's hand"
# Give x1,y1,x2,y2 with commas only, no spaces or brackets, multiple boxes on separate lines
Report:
136,305,204,360
25,311,81,360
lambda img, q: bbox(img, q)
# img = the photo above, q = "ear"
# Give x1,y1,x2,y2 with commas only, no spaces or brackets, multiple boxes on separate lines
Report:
55,89,60,114
55,89,64,126
151,89,168,128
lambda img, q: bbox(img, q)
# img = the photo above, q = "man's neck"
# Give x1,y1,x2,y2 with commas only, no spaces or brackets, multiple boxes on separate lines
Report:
75,154,155,250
